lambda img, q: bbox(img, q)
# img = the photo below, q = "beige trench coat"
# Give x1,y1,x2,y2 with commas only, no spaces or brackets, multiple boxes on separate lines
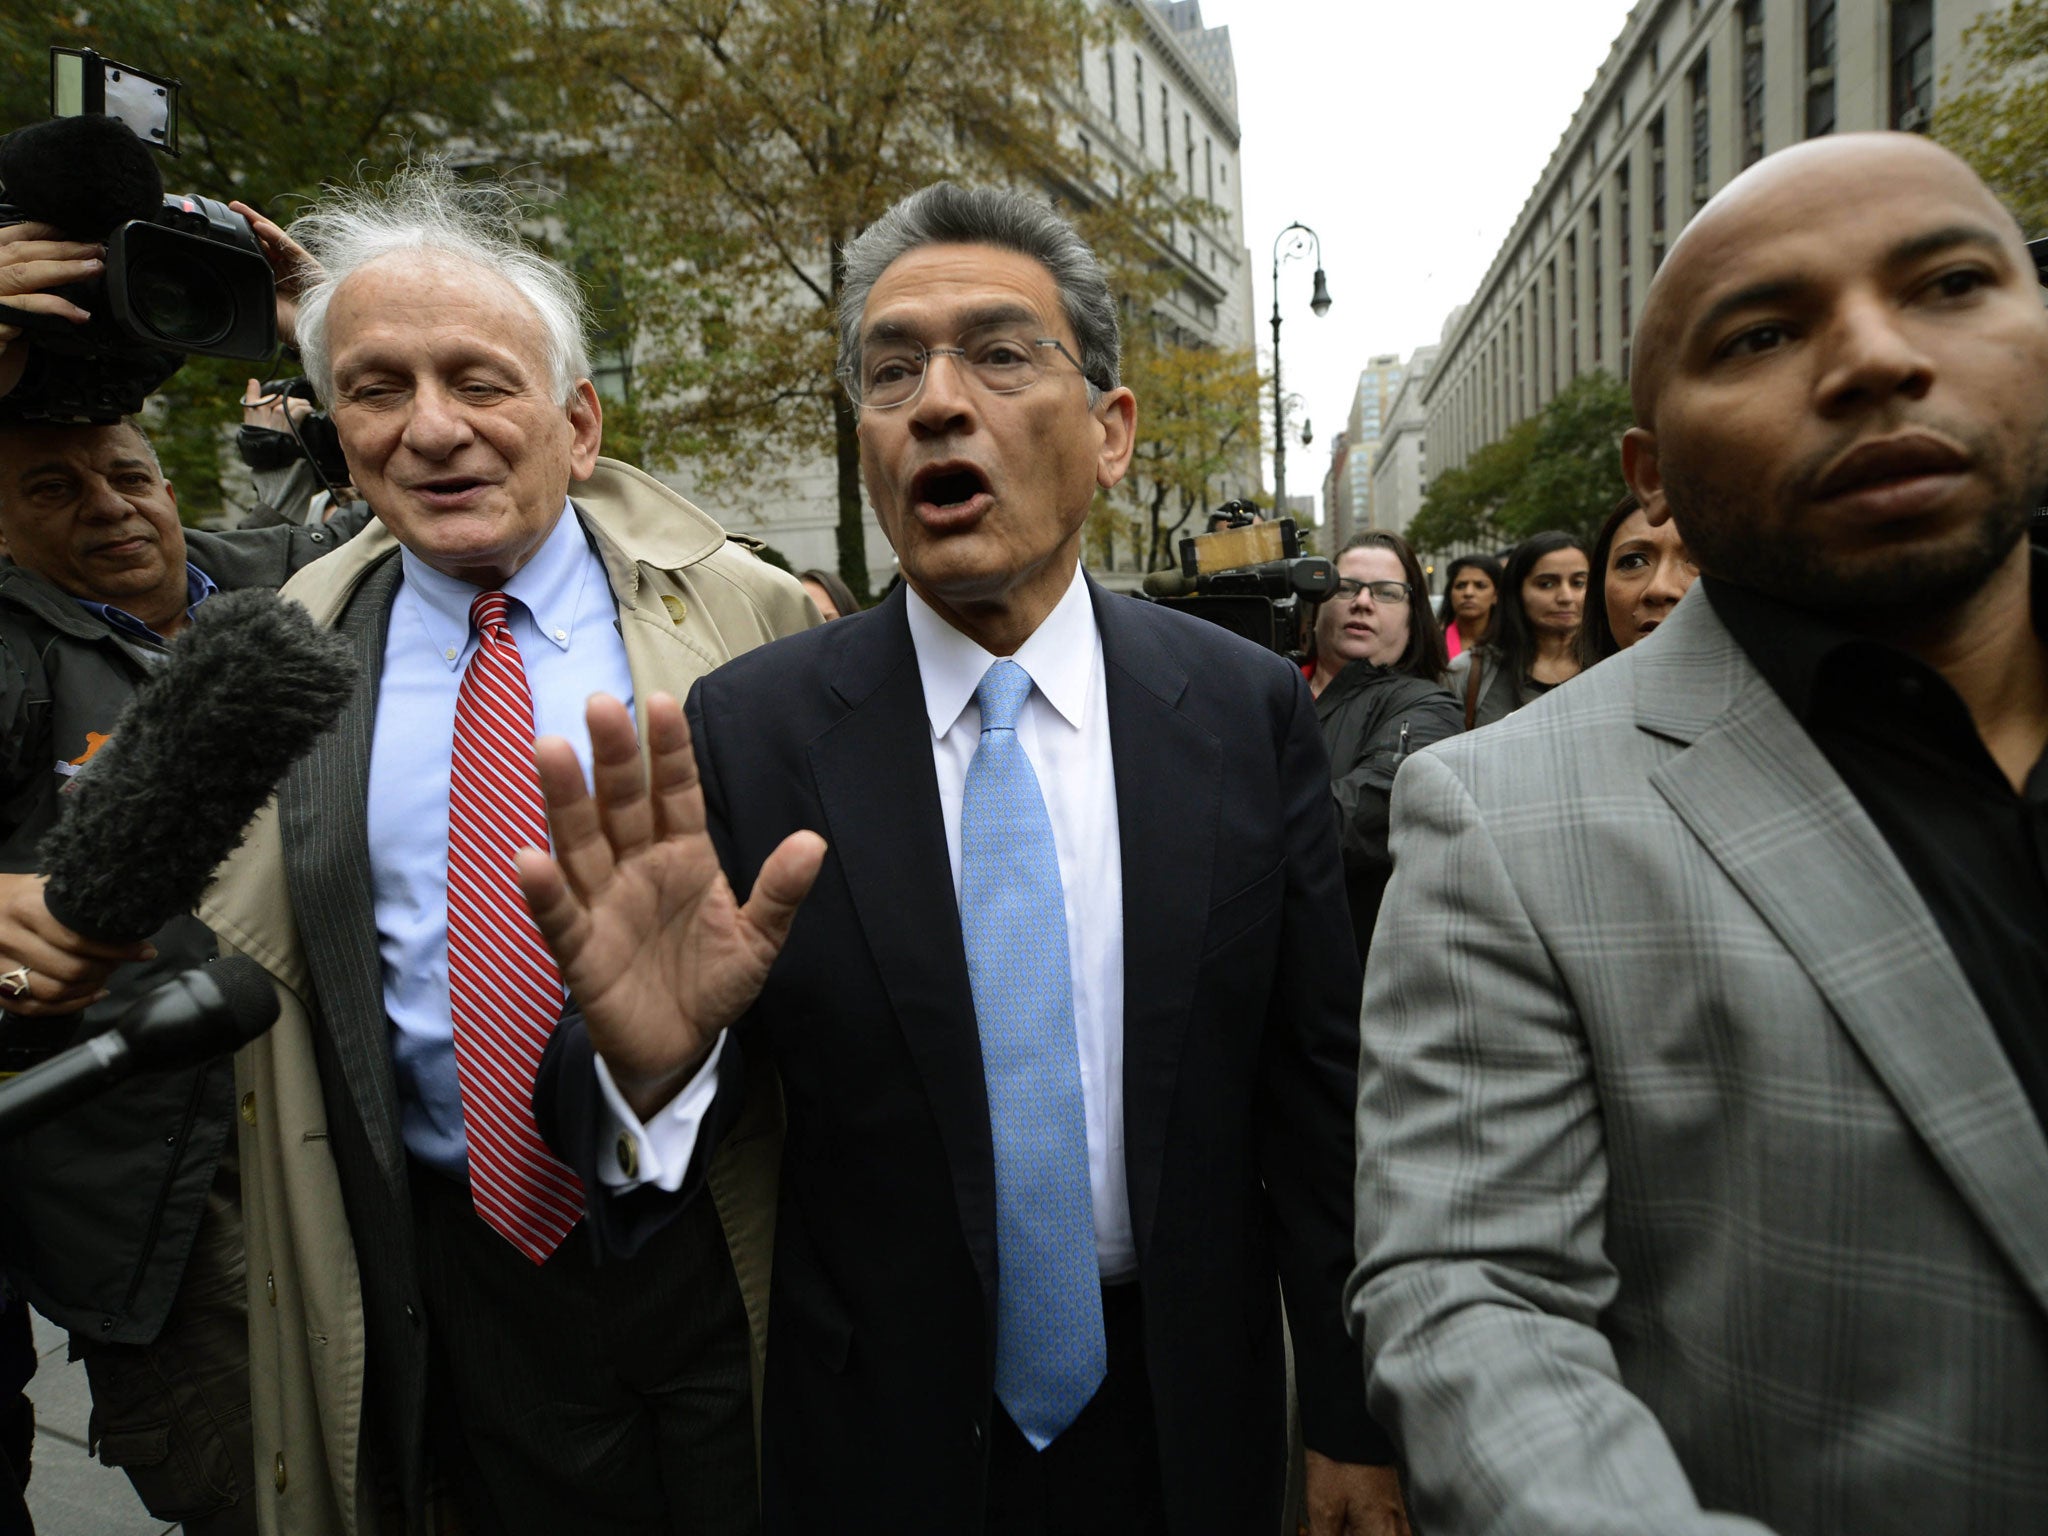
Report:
200,460,814,1534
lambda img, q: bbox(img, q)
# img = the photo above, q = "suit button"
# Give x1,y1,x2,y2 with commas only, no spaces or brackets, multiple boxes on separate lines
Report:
240,1092,256,1126
274,1452,288,1491
615,1132,639,1180
266,1271,276,1308
969,1419,983,1450
405,1304,419,1325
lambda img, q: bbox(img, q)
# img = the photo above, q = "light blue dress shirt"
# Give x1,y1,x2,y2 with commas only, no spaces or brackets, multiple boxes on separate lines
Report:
367,503,635,1179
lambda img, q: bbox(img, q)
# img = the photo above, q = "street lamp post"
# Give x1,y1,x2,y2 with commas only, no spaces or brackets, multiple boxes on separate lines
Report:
1270,221,1331,515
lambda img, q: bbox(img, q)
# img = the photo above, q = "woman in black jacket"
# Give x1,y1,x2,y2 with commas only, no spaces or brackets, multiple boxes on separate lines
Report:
1308,532,1463,963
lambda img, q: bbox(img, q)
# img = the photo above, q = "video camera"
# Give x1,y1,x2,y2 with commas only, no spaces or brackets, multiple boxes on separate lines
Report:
1141,500,1337,663
0,47,277,423
239,375,350,492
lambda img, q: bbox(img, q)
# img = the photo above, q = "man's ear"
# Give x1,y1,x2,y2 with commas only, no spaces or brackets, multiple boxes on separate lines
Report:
566,380,603,482
1095,386,1137,491
1621,427,1672,525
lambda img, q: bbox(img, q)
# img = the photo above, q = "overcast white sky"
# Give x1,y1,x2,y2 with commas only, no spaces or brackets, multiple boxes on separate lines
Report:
1193,0,1641,499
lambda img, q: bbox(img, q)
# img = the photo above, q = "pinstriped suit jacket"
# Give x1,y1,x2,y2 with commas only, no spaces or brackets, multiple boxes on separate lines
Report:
1350,582,2048,1536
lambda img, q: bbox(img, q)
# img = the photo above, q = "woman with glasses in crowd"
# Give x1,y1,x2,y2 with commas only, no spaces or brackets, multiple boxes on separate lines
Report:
1445,530,1590,729
1579,493,1699,664
1436,554,1502,662
1309,532,1464,962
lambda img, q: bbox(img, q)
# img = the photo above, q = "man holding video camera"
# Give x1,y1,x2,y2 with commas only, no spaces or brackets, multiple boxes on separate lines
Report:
0,204,359,1533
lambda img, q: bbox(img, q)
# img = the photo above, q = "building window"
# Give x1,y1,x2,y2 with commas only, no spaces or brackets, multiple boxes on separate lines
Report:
1547,258,1560,399
1205,137,1214,201
1891,0,1935,131
1741,0,1766,166
1617,161,1633,378
1108,49,1118,122
1078,133,1092,178
1514,300,1526,420
1806,0,1838,136
1567,232,1580,376
1649,110,1668,271
1136,56,1146,147
1689,52,1711,209
1185,112,1194,187
1161,85,1171,164
1590,199,1604,365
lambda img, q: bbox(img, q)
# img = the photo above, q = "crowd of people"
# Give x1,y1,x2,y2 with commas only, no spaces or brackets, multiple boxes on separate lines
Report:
0,122,2041,1536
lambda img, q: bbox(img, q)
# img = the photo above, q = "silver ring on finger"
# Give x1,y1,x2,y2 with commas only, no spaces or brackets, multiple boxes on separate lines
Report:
0,963,31,999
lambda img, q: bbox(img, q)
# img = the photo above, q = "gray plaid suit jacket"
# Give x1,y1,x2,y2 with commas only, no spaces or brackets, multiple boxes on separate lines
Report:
1350,582,2048,1535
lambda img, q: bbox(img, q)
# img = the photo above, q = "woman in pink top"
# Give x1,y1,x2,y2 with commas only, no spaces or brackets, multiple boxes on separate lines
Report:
1435,554,1501,661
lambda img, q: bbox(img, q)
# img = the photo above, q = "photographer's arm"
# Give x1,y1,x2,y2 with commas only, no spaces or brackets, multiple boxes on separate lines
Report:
0,222,102,400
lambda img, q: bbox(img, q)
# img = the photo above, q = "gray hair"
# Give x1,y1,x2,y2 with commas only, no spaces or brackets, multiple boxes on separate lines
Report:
291,165,593,405
837,183,1122,395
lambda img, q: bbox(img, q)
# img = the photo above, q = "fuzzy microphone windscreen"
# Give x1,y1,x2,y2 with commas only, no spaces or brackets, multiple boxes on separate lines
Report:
0,115,165,238
38,589,359,943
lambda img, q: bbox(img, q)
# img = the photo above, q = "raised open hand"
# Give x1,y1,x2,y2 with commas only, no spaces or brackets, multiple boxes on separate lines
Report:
515,691,825,1119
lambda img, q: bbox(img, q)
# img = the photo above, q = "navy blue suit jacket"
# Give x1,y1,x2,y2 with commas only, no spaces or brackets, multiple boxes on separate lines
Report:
543,579,1381,1532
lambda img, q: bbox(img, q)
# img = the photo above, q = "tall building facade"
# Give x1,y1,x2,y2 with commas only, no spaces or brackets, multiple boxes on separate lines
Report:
1419,0,2000,513
1322,432,1352,543
1368,344,1439,541
1331,353,1407,544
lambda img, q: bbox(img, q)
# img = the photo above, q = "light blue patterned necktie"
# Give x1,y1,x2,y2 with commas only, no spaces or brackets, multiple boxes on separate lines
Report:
959,657,1106,1450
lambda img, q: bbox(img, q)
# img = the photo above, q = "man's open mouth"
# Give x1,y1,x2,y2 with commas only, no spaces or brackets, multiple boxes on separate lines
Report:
416,476,490,496
911,463,991,509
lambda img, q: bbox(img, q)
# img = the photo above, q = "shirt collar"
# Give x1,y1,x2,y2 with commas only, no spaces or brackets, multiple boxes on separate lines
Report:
903,563,1098,738
1704,544,2048,725
74,561,217,643
398,500,595,669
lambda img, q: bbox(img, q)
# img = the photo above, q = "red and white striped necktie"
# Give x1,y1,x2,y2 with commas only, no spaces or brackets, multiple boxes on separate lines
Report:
445,589,585,1263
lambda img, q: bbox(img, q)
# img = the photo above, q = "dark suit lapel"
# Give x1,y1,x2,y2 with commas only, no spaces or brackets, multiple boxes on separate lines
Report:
806,591,997,1301
280,550,410,1199
1648,633,2048,1320
1091,584,1218,1260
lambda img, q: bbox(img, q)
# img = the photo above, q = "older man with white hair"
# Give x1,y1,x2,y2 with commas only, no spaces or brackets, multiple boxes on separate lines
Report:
202,168,812,1536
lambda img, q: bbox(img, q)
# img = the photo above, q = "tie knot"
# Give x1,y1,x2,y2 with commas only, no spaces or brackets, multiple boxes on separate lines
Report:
469,590,513,642
975,658,1034,733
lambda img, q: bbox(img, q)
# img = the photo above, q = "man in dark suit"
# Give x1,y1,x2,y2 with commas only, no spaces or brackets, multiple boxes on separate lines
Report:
519,182,1406,1535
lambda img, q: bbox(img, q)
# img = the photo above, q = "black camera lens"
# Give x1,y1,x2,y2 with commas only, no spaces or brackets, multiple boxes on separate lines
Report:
126,247,235,349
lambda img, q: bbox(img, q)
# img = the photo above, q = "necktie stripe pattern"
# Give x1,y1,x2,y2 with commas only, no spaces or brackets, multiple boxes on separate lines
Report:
446,590,585,1263
959,658,1106,1450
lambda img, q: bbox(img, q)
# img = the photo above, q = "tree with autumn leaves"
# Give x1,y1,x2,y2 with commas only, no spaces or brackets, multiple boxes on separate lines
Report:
0,0,1260,583
538,0,1254,598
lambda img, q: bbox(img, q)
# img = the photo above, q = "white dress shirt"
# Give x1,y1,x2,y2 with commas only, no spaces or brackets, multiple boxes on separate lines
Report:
368,502,723,1179
609,566,1134,1280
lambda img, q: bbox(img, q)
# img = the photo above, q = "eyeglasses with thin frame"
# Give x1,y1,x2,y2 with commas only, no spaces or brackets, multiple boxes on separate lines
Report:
1332,577,1412,605
841,324,1095,410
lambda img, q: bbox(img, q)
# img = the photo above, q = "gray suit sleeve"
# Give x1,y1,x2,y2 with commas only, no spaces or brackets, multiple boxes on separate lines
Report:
1348,749,1775,1536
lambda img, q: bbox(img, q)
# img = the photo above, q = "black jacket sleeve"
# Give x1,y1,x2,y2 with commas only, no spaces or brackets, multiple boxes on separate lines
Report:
1259,671,1391,1465
1329,680,1465,882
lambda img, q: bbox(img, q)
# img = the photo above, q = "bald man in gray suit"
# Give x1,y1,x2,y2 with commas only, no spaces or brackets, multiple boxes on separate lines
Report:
1352,133,2048,1535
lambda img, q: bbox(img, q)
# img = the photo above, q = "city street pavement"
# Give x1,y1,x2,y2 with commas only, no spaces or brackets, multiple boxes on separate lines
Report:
21,1311,170,1535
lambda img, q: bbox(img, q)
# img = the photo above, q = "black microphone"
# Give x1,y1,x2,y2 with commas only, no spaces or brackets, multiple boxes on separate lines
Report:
37,588,358,944
0,956,278,1140
0,114,164,238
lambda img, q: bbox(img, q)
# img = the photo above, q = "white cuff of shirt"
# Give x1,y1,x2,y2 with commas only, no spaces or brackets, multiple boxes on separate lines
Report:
593,1033,728,1193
